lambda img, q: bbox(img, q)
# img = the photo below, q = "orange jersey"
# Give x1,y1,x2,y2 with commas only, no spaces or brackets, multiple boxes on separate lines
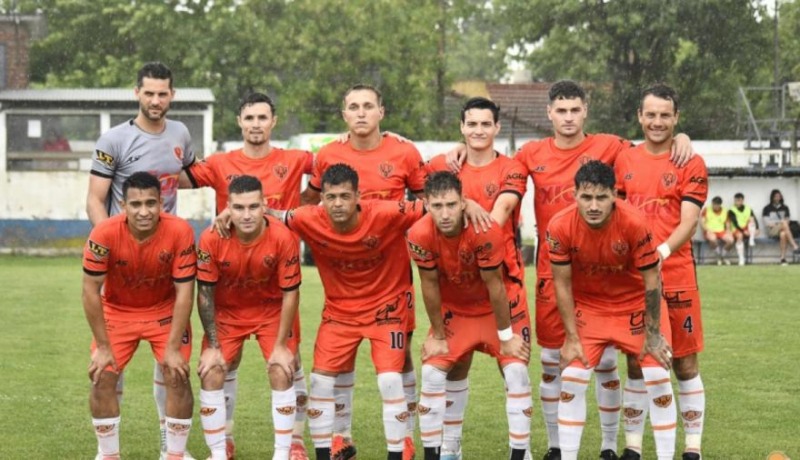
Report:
83,213,197,321
186,147,313,212
614,145,708,290
309,136,427,200
407,214,507,317
546,199,659,315
514,134,632,278
286,200,424,324
196,216,301,326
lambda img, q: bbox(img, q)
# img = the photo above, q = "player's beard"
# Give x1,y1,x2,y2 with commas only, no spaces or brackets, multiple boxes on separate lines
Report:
140,104,169,122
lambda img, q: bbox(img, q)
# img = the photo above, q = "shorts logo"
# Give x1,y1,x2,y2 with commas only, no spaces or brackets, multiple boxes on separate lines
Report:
623,407,643,418
95,150,114,167
306,408,323,419
200,407,217,416
335,403,345,412
522,407,533,418
395,411,410,422
276,405,296,416
376,301,402,326
682,410,703,421
611,240,629,256
263,255,277,269
273,164,288,180
662,172,676,188
601,379,620,390
560,391,575,402
458,249,475,266
362,235,380,250
417,404,431,415
88,240,110,261
653,395,673,408
542,373,556,384
484,182,498,199
379,161,394,178
443,310,454,326
95,424,116,434
629,311,645,335
197,248,211,264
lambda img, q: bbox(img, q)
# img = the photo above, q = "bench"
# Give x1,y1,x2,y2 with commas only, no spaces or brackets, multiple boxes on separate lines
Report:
692,237,800,265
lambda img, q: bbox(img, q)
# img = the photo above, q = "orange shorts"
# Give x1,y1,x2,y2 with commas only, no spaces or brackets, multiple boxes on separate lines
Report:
424,299,532,369
534,277,566,349
313,317,407,374
707,231,728,240
91,316,192,373
664,290,703,358
202,317,300,364
569,303,671,369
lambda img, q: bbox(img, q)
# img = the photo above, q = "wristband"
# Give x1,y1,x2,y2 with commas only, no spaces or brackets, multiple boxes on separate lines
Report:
498,327,513,342
657,242,671,260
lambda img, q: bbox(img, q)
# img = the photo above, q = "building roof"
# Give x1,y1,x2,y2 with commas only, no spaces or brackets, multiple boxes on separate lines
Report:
0,88,215,103
452,81,553,139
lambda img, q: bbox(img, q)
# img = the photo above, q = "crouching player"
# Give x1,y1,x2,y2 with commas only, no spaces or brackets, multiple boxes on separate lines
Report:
82,172,196,459
547,161,676,459
195,175,302,460
408,172,533,460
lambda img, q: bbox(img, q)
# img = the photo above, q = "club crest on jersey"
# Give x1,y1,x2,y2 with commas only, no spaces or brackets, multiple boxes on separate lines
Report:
173,146,184,161
273,164,288,180
159,250,174,264
611,240,629,256
662,172,676,188
200,407,217,416
95,150,114,167
458,249,475,266
276,405,296,416
560,391,575,402
88,240,110,261
653,395,673,408
682,410,703,421
379,161,394,178
263,255,277,269
196,248,211,264
362,235,380,249
484,182,499,198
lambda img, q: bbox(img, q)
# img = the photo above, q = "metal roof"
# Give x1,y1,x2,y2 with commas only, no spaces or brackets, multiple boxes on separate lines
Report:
0,88,215,103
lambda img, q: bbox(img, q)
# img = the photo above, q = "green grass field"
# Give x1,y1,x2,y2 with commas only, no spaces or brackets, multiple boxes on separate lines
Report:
0,255,796,459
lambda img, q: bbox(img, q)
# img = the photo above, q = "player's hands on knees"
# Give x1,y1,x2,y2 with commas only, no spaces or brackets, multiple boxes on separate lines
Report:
197,346,227,380
559,335,588,370
444,144,467,173
88,345,117,385
163,349,191,386
213,208,233,239
641,333,673,370
421,336,449,361
500,334,531,362
464,199,494,233
268,344,295,382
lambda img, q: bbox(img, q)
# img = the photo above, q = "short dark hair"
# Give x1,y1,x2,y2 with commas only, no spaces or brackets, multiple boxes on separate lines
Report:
549,80,586,102
424,171,462,198
734,192,744,200
228,175,262,195
769,189,784,205
343,84,383,107
123,172,161,199
321,163,359,191
640,83,679,113
711,196,722,205
136,62,173,89
574,160,615,191
461,97,500,123
239,92,276,116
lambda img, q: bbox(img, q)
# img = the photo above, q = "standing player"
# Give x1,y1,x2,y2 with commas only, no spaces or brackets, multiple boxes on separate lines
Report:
408,171,532,460
615,84,708,460
728,193,758,265
286,163,423,460
82,172,196,460
85,62,196,460
426,97,530,459
303,84,427,460
195,176,302,460
547,161,676,460
182,92,313,459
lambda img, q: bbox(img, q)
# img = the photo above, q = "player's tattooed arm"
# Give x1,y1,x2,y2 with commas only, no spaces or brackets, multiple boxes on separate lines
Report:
641,266,672,369
197,282,219,348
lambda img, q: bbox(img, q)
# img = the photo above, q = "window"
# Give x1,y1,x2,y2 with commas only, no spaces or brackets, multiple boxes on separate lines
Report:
6,114,100,171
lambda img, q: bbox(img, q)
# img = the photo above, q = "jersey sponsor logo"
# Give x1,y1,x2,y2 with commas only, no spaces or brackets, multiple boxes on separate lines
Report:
407,241,433,262
196,248,211,264
263,255,277,269
623,407,643,419
362,235,380,250
88,240,110,261
330,254,383,272
275,405,296,416
628,195,670,219
375,300,402,326
174,146,184,161
542,373,556,383
379,161,394,178
681,410,703,421
200,407,217,416
458,249,475,266
560,391,575,402
158,250,174,264
273,164,289,180
95,150,114,167
306,408,323,419
662,172,676,188
612,239,629,256
285,255,299,267
538,184,575,206
652,394,673,408
601,379,620,390
484,182,499,198
636,232,653,249
505,172,527,183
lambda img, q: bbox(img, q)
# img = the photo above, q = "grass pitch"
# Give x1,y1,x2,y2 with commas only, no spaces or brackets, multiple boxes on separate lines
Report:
0,256,796,459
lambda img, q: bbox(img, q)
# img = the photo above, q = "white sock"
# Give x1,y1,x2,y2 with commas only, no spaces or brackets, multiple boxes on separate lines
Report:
93,416,121,458
333,370,355,438
678,375,705,455
595,346,620,452
622,378,648,454
736,241,745,263
293,366,308,446
402,370,418,437
224,369,239,439
200,389,227,460
377,372,407,453
539,347,561,448
419,365,447,448
503,362,532,451
165,416,192,458
308,373,335,449
272,387,297,453
557,366,591,458
154,363,167,451
643,367,676,460
442,378,468,453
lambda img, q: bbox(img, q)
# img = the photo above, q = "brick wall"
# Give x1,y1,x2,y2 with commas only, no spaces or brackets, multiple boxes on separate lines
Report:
0,21,31,89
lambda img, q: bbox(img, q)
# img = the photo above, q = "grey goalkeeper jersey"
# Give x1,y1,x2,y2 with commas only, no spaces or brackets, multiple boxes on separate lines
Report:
91,119,195,216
